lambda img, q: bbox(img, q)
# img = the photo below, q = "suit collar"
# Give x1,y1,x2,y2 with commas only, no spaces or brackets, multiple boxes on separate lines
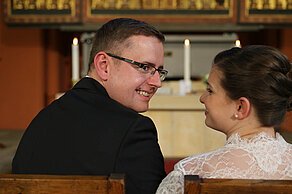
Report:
73,77,109,98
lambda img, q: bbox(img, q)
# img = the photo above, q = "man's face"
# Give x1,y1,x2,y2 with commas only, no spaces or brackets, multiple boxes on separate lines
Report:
105,35,164,112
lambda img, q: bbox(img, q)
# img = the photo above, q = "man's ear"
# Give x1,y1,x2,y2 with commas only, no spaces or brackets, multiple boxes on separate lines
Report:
94,52,109,81
236,97,251,119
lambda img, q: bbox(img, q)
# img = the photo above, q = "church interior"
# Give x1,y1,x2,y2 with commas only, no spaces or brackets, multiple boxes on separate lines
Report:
0,0,292,175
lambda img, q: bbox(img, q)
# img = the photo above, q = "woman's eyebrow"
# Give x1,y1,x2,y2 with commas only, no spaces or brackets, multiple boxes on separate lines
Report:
206,81,214,89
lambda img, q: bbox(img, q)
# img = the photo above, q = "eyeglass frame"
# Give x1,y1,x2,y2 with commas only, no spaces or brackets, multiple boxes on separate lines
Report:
106,52,168,81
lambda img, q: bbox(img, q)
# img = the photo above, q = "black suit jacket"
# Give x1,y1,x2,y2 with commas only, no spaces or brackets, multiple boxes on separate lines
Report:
12,77,166,194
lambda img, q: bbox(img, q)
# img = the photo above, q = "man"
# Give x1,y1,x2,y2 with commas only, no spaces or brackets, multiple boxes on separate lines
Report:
12,18,167,194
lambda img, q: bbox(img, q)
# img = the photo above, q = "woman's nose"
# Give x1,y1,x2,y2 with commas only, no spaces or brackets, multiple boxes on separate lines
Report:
200,92,206,104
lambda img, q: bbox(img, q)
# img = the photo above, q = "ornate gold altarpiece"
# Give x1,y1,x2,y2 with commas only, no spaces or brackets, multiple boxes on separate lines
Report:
3,0,292,24
240,0,292,23
3,0,81,23
83,0,237,23
3,0,237,24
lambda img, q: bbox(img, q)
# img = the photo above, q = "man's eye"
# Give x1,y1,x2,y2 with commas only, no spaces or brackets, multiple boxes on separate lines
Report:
141,65,150,71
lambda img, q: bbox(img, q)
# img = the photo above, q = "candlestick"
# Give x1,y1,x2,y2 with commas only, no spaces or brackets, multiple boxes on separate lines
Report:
182,38,192,95
72,37,79,86
184,38,191,82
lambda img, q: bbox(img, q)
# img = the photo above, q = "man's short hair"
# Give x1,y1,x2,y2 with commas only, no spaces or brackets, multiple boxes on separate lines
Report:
88,18,165,72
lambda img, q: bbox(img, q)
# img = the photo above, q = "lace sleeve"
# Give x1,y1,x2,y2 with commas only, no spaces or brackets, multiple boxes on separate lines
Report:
156,169,184,194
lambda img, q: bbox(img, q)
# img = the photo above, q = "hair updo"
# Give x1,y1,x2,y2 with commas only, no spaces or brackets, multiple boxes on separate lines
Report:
213,45,292,127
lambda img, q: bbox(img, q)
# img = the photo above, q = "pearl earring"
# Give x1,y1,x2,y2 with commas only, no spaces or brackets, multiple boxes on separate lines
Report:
235,114,239,118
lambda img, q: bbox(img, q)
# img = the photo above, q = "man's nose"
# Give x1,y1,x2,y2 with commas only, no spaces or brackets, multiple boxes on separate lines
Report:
148,71,162,88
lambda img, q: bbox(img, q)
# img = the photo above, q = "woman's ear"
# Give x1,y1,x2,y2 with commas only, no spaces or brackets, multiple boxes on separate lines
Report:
94,52,109,81
236,97,251,119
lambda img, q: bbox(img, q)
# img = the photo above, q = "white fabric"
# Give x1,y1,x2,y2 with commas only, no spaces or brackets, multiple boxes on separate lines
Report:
156,132,292,194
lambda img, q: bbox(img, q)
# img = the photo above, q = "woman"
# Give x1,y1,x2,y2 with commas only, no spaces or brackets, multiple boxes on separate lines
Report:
156,45,292,194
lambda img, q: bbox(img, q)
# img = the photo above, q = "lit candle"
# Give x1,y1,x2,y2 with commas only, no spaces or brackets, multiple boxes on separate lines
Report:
184,38,191,82
235,39,241,48
72,37,79,83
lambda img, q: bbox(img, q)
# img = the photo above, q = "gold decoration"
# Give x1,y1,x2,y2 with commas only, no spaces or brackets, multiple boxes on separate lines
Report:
288,0,292,8
88,0,231,11
142,0,159,9
270,0,277,9
195,0,203,10
13,0,24,9
224,0,229,9
248,0,290,9
12,0,73,10
6,0,79,24
177,0,189,9
24,0,37,9
160,0,177,9
116,0,130,9
104,0,116,9
249,0,258,9
91,0,105,9
263,0,270,9
128,0,141,9
57,0,71,10
277,0,287,9
257,0,263,9
46,0,57,9
36,0,45,9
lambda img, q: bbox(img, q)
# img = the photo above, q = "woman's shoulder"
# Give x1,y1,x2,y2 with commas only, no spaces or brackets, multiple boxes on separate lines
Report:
174,149,226,175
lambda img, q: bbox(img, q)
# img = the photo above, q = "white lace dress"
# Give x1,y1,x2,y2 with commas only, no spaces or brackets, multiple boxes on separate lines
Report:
156,132,292,194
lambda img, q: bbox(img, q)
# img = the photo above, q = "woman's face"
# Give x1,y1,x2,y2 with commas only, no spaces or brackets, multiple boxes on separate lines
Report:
200,67,238,134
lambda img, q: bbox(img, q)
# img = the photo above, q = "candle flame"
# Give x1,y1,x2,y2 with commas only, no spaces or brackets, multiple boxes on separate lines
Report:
235,40,241,48
73,37,78,45
184,39,190,46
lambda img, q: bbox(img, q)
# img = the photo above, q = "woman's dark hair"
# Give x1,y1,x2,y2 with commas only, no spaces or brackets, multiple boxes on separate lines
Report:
88,18,165,72
213,45,292,127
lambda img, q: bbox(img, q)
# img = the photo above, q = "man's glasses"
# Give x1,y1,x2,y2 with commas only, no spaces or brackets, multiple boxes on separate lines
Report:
106,53,168,81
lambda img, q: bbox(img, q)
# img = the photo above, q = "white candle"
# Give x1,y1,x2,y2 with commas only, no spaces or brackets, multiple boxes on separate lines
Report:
72,37,79,81
184,38,191,82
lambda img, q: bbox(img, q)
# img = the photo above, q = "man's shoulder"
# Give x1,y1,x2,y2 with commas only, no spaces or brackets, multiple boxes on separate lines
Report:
109,103,153,124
